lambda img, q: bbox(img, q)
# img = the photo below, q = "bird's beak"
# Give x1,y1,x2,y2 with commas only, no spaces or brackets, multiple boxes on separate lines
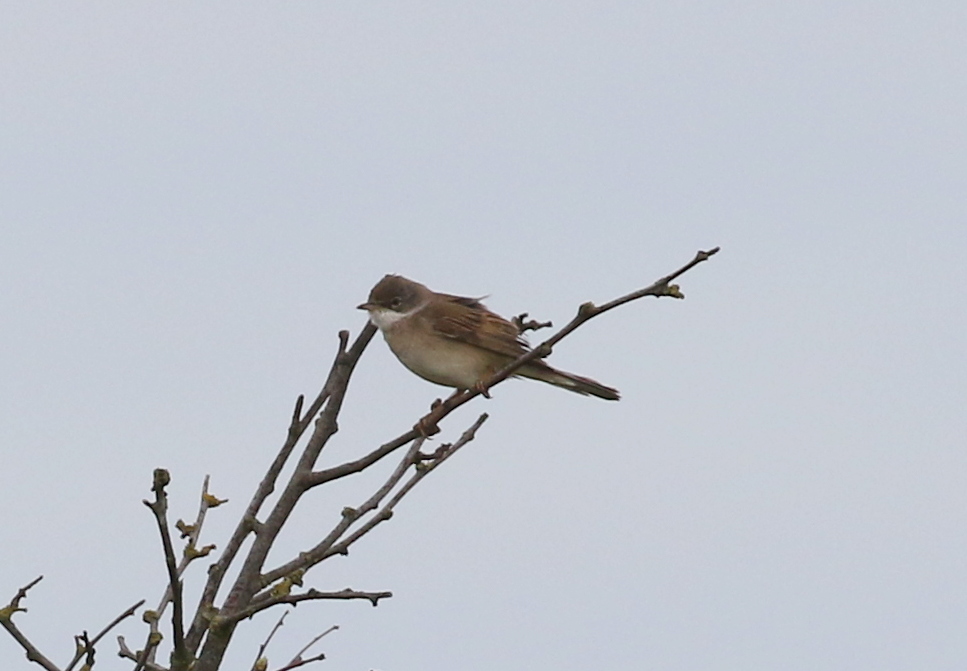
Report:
356,302,373,311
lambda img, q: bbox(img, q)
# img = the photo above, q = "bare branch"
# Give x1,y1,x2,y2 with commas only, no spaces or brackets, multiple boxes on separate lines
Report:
249,610,288,671
290,394,304,428
231,589,392,624
142,469,188,668
185,327,376,655
272,651,326,671
191,325,377,670
0,576,61,671
185,331,348,653
260,436,426,588
65,599,144,671
161,476,221,610
583,246,720,314
117,636,167,671
285,625,338,668
262,412,486,591
272,650,326,671
265,625,338,671
324,414,487,560
129,475,221,670
72,632,94,670
303,429,422,488
512,312,553,333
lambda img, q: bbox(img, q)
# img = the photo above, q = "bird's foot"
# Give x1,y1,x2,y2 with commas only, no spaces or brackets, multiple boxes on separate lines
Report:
471,381,492,399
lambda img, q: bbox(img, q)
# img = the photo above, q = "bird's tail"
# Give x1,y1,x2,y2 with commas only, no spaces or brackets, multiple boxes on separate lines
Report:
519,362,620,401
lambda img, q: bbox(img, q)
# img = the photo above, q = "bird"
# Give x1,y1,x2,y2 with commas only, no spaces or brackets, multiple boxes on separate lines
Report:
357,275,619,400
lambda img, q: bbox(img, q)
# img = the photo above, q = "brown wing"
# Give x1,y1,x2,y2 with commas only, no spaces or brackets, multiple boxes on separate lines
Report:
421,294,530,359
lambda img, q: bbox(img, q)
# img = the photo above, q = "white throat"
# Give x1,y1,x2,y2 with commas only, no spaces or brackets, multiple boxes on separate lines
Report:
367,304,421,332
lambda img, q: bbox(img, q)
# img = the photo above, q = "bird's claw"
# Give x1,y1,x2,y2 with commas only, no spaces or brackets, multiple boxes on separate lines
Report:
472,381,492,399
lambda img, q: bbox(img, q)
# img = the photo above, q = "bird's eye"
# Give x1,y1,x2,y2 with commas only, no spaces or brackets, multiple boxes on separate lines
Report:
390,297,402,309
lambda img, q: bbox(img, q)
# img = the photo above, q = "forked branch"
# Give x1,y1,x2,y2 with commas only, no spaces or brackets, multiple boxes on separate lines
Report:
0,577,59,671
65,599,145,671
259,413,488,589
0,576,143,671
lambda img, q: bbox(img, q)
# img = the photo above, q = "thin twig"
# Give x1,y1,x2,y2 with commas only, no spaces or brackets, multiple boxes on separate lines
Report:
65,599,145,671
142,469,188,668
272,651,326,671
249,610,288,671
131,632,164,671
134,475,220,669
72,632,94,670
230,589,392,624
0,576,61,671
286,625,338,667
159,476,221,611
117,636,167,671
259,436,426,588
261,412,485,589
323,414,488,560
304,430,422,488
512,312,553,333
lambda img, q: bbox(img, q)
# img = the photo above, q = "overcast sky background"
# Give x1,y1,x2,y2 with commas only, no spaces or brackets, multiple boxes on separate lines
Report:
2,2,966,670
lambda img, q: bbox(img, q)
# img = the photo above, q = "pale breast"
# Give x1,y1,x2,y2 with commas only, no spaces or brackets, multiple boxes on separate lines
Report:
383,320,502,389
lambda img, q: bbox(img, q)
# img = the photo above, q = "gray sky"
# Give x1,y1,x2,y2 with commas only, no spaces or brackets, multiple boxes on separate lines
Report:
2,2,966,670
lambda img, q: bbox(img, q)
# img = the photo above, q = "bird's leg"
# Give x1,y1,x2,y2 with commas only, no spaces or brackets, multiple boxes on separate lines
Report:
471,381,492,399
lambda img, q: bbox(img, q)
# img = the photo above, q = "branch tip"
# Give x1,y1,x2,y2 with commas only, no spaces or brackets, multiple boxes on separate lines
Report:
151,468,171,493
291,395,305,426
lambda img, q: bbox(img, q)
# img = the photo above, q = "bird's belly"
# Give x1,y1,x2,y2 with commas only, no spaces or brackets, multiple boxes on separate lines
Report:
385,331,499,389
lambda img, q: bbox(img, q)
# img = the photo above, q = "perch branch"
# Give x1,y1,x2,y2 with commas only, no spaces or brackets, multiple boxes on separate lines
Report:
409,246,720,435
